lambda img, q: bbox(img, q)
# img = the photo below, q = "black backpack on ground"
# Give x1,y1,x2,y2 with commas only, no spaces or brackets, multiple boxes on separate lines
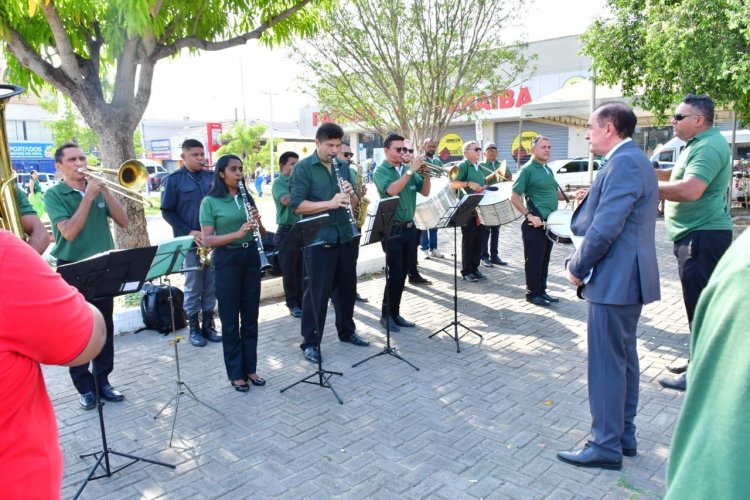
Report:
139,283,187,334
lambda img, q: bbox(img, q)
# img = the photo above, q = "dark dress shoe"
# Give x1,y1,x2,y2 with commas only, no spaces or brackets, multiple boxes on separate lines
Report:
622,448,637,457
474,270,488,280
667,358,689,374
557,444,622,470
491,257,508,266
79,392,96,410
393,315,416,327
659,372,687,391
541,293,560,303
462,273,478,282
354,293,369,303
527,295,551,306
482,258,495,268
379,316,400,332
248,376,266,387
303,347,320,363
409,275,432,285
289,306,302,318
343,333,370,347
99,384,124,402
230,381,250,392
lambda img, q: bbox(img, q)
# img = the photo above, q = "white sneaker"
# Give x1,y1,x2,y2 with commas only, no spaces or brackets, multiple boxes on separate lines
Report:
430,249,444,258
421,249,431,260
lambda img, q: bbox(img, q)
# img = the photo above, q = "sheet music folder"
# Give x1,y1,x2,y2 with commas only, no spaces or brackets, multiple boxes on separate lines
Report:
146,236,195,280
57,246,158,301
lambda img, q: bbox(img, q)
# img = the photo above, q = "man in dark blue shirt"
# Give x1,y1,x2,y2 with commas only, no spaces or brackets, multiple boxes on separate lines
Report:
161,139,220,346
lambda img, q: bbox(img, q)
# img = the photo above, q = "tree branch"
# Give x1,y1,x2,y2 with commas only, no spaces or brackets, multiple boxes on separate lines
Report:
39,0,83,84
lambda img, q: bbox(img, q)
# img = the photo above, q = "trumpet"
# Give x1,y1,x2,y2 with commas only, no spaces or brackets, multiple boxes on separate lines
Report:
78,160,153,206
417,161,459,180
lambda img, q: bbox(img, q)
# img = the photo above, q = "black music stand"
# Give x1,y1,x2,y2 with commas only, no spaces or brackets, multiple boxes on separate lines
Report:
146,237,223,448
430,194,484,352
57,247,177,500
278,214,346,404
352,197,418,371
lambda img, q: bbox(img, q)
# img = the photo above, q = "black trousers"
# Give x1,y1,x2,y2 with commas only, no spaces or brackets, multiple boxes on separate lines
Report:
213,245,261,381
274,225,304,309
674,229,732,328
381,224,417,317
481,225,500,260
461,216,487,276
521,222,553,298
352,235,361,293
70,296,115,395
407,229,420,278
300,241,357,350
57,258,115,395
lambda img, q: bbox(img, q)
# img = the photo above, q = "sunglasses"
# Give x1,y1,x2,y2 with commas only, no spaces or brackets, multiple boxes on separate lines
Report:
393,147,413,153
673,113,696,121
342,152,353,158
472,147,482,152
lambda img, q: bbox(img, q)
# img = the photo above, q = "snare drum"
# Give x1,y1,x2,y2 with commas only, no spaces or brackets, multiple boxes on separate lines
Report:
545,209,574,244
477,182,522,226
414,178,458,230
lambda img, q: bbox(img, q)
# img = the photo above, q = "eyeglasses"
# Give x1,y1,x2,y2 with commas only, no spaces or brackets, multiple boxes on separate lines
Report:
342,152,353,158
406,148,414,153
394,147,410,153
473,148,482,152
673,113,696,121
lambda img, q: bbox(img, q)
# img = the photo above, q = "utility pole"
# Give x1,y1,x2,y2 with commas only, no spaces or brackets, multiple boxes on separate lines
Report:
261,91,279,177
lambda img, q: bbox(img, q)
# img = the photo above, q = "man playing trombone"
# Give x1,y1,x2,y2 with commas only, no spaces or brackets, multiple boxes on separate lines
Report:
44,143,129,410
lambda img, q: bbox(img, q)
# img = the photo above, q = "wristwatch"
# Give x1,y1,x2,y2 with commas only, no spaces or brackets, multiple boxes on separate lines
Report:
405,169,413,176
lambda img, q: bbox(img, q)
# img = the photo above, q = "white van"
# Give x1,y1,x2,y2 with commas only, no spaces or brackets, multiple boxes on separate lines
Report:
650,129,750,166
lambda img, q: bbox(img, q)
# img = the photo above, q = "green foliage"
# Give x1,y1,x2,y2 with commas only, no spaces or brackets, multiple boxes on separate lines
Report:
296,0,531,143
581,0,750,122
215,122,284,172
43,99,100,152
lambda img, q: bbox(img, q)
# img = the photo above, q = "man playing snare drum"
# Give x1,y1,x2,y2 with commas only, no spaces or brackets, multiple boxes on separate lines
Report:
510,136,567,306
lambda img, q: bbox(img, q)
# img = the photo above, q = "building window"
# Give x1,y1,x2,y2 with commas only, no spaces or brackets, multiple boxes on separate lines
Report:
25,121,53,142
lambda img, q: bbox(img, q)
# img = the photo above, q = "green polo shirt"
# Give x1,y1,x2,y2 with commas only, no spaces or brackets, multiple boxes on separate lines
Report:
15,185,35,216
453,160,488,199
479,160,507,186
289,152,355,244
512,158,559,220
44,182,114,261
665,127,732,241
425,156,443,167
272,174,300,226
373,161,425,223
199,193,256,245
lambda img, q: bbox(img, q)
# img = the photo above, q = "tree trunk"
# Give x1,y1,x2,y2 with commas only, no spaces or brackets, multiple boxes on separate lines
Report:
98,126,151,249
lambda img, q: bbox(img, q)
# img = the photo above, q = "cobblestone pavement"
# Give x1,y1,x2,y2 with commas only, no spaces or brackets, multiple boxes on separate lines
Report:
48,217,742,499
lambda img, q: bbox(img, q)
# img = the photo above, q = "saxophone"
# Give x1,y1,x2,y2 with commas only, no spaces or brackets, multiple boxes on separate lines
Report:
353,162,369,228
0,85,26,239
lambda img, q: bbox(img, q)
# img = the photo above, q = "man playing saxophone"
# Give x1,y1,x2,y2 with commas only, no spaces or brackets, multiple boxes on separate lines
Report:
338,141,368,303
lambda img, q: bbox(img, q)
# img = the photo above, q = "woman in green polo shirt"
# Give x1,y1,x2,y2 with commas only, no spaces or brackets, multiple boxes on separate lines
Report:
200,154,267,393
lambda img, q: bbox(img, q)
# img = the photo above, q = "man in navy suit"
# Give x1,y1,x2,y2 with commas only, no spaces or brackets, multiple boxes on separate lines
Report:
558,102,660,470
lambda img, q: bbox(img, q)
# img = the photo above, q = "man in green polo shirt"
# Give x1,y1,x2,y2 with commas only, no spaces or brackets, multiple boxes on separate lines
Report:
338,142,368,302
272,151,303,318
44,143,129,410
450,140,494,282
289,123,370,364
510,136,565,306
656,94,733,392
479,142,510,267
417,138,445,261
373,133,431,332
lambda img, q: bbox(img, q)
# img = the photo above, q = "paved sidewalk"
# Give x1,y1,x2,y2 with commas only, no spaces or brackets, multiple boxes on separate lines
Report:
49,218,720,499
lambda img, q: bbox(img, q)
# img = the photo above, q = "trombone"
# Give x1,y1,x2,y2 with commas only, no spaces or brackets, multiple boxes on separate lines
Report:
78,160,153,206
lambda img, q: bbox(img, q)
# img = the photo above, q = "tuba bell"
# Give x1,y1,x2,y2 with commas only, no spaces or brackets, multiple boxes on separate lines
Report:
0,84,27,239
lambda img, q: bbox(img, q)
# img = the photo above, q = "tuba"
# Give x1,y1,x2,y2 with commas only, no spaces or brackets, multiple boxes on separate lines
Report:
0,84,26,238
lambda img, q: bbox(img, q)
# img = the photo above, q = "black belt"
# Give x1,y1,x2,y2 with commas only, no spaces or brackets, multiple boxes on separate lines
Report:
392,221,414,229
225,241,256,249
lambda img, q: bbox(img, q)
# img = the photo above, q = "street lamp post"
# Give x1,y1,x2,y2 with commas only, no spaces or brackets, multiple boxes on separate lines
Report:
261,91,279,179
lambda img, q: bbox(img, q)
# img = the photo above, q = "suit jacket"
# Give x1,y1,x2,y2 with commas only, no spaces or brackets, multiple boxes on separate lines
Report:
569,140,660,305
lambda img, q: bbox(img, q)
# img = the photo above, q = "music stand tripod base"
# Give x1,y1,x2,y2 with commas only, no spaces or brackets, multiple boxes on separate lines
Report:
352,196,418,371
146,238,224,448
429,194,484,353
277,214,345,404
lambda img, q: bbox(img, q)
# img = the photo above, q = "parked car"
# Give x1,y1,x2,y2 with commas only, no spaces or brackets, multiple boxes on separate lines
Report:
15,172,58,192
731,169,750,205
141,160,168,192
149,171,169,191
548,158,601,190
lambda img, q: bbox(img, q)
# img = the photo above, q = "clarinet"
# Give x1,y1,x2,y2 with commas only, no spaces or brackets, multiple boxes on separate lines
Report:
332,157,361,237
237,179,272,271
